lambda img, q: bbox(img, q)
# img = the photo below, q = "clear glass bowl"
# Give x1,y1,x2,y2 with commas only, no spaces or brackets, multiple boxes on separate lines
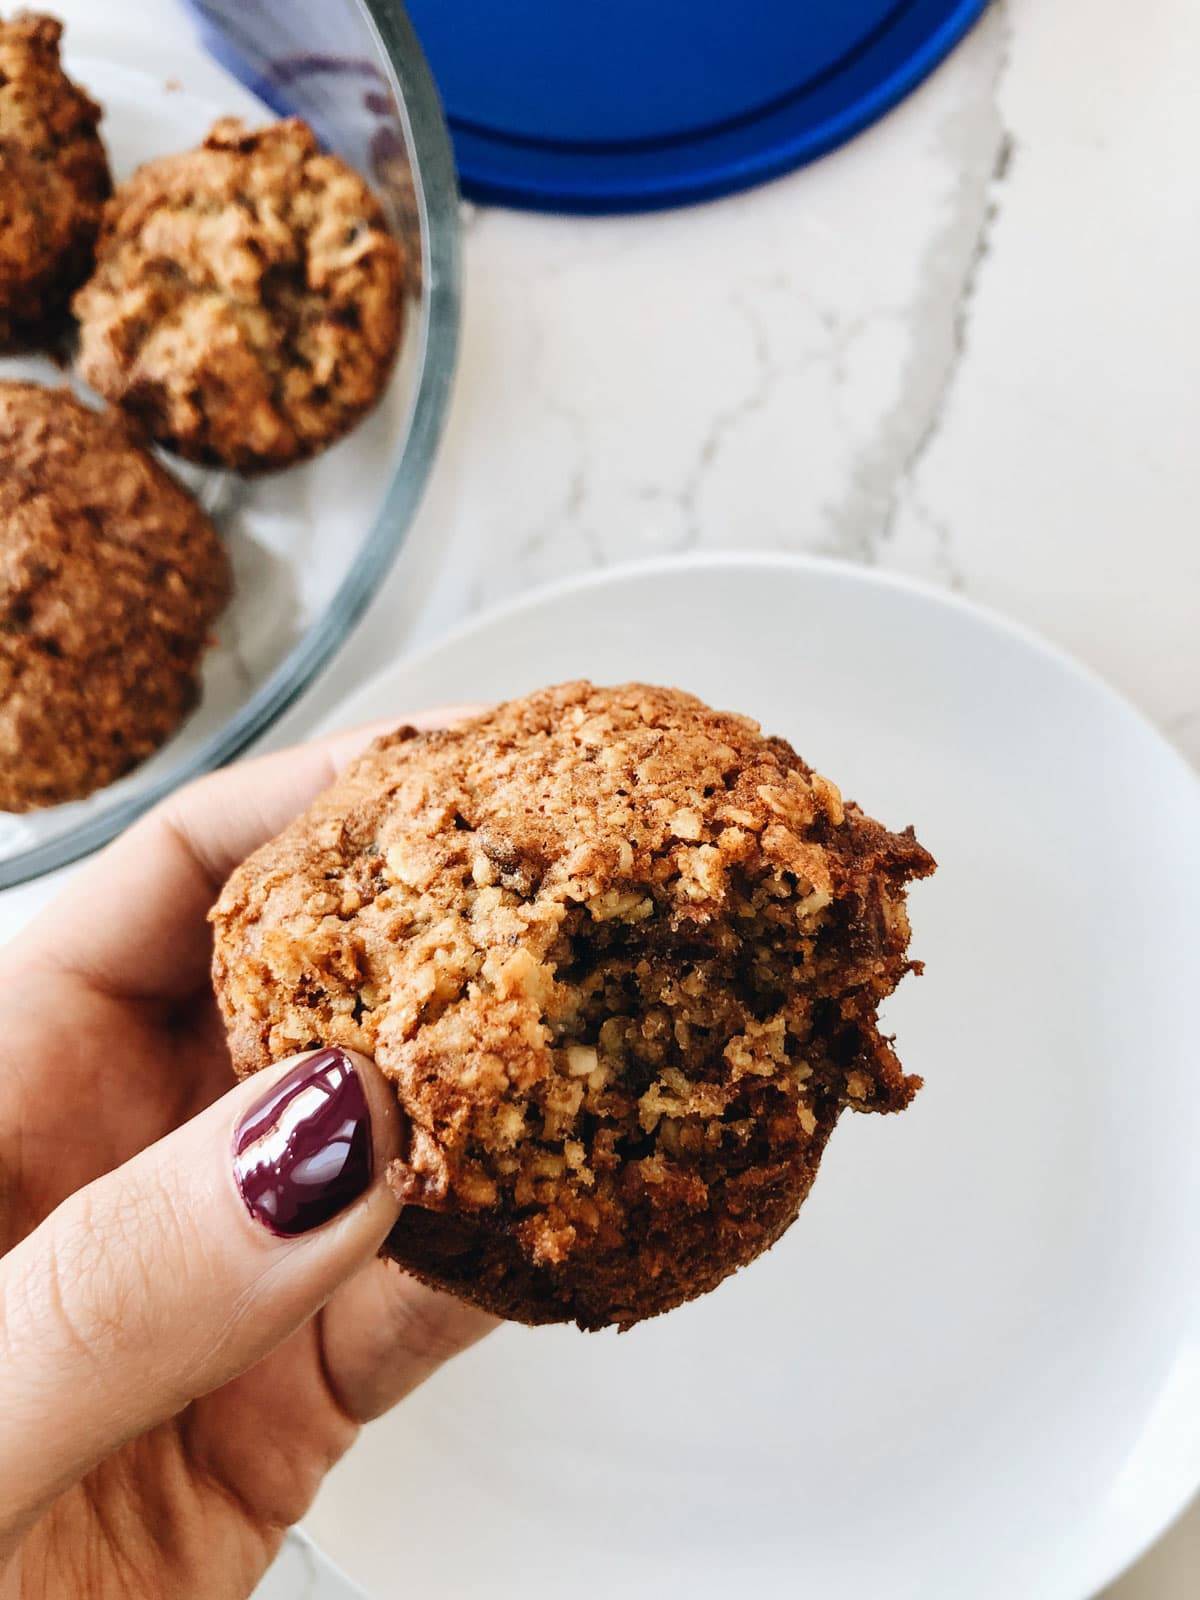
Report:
0,0,459,888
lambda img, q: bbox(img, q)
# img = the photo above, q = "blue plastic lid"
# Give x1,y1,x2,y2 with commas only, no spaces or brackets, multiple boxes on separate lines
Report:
405,0,988,213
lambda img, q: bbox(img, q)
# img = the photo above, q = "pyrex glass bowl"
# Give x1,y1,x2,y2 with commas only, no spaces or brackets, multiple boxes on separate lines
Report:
0,0,459,888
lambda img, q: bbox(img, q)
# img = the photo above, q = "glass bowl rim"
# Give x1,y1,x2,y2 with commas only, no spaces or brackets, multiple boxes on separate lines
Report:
0,0,461,891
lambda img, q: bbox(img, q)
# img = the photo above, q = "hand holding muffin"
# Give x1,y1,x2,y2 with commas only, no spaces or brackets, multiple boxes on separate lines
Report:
0,717,492,1597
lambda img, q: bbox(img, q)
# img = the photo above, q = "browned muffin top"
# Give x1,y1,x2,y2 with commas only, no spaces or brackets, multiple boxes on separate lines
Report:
0,11,111,343
0,382,230,811
212,683,934,1328
74,117,406,473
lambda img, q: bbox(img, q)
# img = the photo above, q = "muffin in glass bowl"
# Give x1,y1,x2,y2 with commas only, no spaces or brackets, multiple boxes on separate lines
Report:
0,0,459,889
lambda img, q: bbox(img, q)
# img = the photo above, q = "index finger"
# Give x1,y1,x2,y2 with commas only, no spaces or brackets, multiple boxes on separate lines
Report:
10,708,480,1002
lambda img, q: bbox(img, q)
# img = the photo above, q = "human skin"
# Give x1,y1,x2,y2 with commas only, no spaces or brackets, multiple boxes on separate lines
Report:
0,715,493,1599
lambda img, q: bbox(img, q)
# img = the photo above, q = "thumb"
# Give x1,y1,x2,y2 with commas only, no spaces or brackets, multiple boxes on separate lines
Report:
0,1047,404,1538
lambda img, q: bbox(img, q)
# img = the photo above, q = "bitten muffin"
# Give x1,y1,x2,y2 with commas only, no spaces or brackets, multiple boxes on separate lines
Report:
0,12,111,344
73,117,406,473
0,382,230,811
211,683,935,1330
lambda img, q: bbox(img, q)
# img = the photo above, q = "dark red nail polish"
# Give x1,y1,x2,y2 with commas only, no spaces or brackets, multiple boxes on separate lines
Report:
233,1048,373,1237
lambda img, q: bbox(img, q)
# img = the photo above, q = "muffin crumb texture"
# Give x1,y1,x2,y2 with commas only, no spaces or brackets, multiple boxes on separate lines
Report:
0,382,230,811
212,683,935,1329
0,11,111,344
74,117,405,473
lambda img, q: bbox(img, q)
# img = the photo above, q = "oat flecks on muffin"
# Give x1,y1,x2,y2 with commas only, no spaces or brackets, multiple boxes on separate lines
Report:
73,116,406,474
0,382,230,812
211,683,935,1330
0,11,111,344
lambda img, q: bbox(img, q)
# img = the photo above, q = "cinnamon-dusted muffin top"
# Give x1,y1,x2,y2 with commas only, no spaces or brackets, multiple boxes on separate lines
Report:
212,683,935,1329
0,382,230,811
74,117,405,473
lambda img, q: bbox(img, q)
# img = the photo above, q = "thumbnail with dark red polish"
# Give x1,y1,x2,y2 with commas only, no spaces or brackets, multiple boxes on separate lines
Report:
233,1047,373,1236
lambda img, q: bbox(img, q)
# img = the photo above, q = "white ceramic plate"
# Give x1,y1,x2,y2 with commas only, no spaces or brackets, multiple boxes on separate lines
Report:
253,1530,366,1600
301,554,1200,1600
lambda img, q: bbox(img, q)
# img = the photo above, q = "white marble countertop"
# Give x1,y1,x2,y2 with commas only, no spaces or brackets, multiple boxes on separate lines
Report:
291,0,1200,793
6,0,1199,1591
